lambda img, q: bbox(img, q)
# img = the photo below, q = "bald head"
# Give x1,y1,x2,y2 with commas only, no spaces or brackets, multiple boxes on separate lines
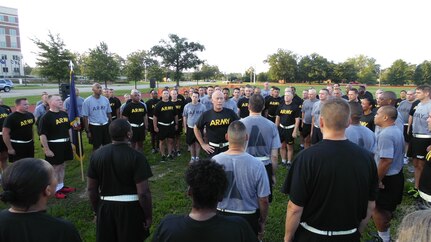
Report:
212,90,224,111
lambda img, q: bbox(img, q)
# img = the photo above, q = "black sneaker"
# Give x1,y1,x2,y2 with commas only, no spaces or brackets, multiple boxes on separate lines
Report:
151,148,157,154
167,154,174,160
286,163,292,169
177,151,181,157
161,155,167,162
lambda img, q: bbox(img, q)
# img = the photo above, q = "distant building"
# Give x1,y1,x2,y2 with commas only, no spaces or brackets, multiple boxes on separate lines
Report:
0,6,23,77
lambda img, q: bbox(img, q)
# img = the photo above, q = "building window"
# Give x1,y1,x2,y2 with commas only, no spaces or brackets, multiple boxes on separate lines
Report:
1,55,6,60
10,36,17,48
0,16,4,22
0,28,5,35
12,55,20,60
9,29,16,36
2,67,8,73
8,16,16,23
13,67,20,73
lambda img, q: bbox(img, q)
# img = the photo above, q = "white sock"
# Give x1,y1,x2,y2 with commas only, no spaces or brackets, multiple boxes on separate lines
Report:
56,183,64,192
378,230,390,242
282,159,286,164
287,161,292,164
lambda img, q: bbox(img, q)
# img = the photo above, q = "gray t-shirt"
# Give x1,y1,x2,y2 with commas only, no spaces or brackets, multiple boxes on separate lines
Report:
261,89,270,98
345,124,376,153
183,102,206,128
412,100,431,134
302,99,318,124
311,100,322,127
375,125,404,176
240,115,281,165
81,95,112,124
230,97,239,104
34,104,47,120
397,100,413,124
223,99,238,113
200,96,213,111
63,96,85,117
213,152,270,211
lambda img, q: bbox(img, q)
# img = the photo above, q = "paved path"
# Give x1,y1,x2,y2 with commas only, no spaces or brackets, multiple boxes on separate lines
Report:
0,81,197,98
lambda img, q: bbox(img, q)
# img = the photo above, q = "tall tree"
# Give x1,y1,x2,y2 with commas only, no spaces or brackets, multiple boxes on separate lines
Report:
84,42,121,87
332,62,357,83
23,63,33,76
124,50,148,82
265,49,298,82
384,59,414,86
413,60,431,85
257,72,269,83
200,64,220,81
297,53,330,83
32,32,75,83
345,55,379,84
151,34,205,86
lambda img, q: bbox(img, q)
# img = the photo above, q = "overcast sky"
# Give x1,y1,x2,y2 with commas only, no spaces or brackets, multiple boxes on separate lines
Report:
2,0,430,73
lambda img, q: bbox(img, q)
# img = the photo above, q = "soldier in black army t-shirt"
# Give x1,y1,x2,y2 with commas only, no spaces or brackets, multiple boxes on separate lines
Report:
153,90,178,162
194,90,239,157
39,95,75,199
2,98,35,163
265,86,282,122
0,105,10,171
170,89,185,157
237,85,253,118
145,90,160,154
122,89,148,153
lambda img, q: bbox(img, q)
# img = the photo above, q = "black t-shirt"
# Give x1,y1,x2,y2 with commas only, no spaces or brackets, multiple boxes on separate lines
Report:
395,98,404,108
0,105,11,114
3,112,35,140
154,101,177,124
145,98,160,117
282,139,378,231
360,111,376,132
39,111,71,139
419,151,431,196
184,97,192,105
265,96,283,117
122,102,147,125
88,143,153,196
196,108,239,143
153,214,258,242
276,102,300,126
171,99,185,119
0,106,9,128
0,210,82,242
109,97,121,117
237,97,250,118
292,95,304,109
408,99,421,116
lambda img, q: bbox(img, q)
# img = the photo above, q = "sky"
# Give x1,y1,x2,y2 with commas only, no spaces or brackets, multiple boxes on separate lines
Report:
2,0,430,74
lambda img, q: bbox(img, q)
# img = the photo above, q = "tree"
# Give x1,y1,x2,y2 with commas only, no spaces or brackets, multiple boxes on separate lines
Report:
200,64,220,81
413,60,431,85
265,49,298,82
257,72,269,83
124,50,148,82
297,53,331,83
23,63,33,76
332,61,357,83
84,42,121,87
384,59,414,86
345,55,379,84
147,63,166,83
32,32,75,83
151,34,205,86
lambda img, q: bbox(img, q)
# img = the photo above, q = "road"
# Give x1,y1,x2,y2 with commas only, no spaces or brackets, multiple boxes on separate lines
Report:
0,82,197,98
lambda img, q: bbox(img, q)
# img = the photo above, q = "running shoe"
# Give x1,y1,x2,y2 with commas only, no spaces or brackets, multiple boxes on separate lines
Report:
55,192,67,199
407,187,419,198
59,186,76,193
167,154,174,160
177,151,181,157
161,155,167,162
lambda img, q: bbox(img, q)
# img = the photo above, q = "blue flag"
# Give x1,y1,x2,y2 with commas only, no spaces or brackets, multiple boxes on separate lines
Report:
69,66,84,160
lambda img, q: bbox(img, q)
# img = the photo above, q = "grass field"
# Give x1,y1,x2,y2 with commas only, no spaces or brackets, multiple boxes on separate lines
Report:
0,83,419,242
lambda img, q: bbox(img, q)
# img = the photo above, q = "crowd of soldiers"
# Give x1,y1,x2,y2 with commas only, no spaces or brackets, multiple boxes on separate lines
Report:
0,81,430,242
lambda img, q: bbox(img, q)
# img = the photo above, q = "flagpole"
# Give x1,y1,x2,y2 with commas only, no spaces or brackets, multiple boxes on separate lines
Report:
77,130,84,181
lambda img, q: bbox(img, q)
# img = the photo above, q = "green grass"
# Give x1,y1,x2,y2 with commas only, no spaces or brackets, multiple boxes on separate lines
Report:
0,83,420,241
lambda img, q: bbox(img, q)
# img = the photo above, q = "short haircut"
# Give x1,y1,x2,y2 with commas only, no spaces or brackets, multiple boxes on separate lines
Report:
416,85,431,94
233,87,240,91
321,98,350,130
109,119,131,141
207,86,214,89
186,159,227,209
397,210,431,242
222,87,230,92
381,91,397,105
400,90,406,93
227,121,247,145
272,86,280,91
15,98,27,105
248,94,264,112
361,96,375,108
379,105,397,121
320,88,330,95
0,158,51,211
349,88,358,94
349,102,363,123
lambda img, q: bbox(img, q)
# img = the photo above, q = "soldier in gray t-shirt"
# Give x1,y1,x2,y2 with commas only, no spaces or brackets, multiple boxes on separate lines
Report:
183,92,206,163
346,102,376,153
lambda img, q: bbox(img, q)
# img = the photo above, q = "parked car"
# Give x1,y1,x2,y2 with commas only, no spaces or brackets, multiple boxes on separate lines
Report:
0,79,14,92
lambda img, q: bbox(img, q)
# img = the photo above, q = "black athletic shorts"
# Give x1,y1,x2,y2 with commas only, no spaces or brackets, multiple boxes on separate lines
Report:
311,126,323,145
45,141,73,165
148,117,156,133
410,137,431,160
403,125,411,143
175,120,183,136
89,124,111,150
217,210,260,236
0,135,6,152
131,126,146,142
267,115,276,123
279,126,294,145
301,123,311,138
186,127,198,145
265,163,274,203
157,124,175,140
9,142,34,163
298,120,303,132
376,171,404,212
97,200,149,242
